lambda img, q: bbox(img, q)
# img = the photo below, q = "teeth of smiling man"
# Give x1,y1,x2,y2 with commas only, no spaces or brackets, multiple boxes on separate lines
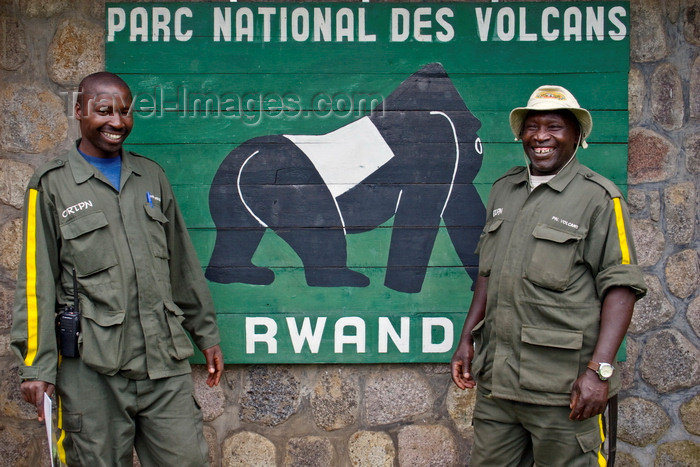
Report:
102,132,122,141
534,147,553,155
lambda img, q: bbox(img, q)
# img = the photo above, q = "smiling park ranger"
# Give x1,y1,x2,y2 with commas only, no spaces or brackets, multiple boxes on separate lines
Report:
11,72,223,467
451,85,647,467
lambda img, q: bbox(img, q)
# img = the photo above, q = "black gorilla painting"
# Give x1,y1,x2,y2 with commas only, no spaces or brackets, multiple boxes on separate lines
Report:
206,63,485,293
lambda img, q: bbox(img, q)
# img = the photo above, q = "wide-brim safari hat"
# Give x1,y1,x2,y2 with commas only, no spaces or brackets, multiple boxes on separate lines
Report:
509,85,593,149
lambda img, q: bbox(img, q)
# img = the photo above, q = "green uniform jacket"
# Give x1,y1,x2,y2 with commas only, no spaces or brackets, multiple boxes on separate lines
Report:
11,143,221,384
473,159,646,406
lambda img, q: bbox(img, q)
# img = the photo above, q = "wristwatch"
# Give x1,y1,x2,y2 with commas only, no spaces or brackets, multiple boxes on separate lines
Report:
587,361,614,381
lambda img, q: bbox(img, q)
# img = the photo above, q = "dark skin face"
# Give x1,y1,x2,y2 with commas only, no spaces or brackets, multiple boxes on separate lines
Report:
75,79,134,159
520,109,581,176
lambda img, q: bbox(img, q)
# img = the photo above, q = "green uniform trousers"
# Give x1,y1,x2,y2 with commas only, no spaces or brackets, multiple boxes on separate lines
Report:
56,358,209,467
471,389,606,467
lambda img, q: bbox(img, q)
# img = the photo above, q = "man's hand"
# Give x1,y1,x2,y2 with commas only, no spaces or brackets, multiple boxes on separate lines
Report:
569,370,609,420
202,344,224,387
20,380,55,422
451,339,476,390
451,275,488,390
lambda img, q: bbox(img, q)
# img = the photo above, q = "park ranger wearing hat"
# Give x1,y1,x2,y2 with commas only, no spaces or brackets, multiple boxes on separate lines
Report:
451,85,646,467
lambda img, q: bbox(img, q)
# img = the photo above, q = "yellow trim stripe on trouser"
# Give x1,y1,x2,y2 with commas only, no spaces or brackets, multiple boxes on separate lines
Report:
597,414,607,467
613,197,630,265
24,189,39,366
57,392,68,464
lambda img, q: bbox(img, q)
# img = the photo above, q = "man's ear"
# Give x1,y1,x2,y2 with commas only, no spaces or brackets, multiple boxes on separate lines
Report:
74,101,82,121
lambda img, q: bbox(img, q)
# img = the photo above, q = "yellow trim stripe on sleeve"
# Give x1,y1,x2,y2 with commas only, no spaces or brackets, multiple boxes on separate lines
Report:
24,188,39,366
613,197,631,265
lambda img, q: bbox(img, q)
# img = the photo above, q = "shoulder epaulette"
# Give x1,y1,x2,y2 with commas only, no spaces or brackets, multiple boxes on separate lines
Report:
126,150,165,171
580,169,623,199
493,165,527,184
27,157,68,189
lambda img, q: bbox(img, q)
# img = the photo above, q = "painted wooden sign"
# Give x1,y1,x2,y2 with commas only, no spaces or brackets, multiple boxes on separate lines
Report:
105,2,630,363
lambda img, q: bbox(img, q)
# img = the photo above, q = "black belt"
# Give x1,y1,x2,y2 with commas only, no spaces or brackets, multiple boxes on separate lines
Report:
607,394,618,467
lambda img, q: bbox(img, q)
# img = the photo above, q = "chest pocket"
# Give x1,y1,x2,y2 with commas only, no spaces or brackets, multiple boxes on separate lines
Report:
525,224,582,291
60,211,117,277
143,204,170,259
476,218,503,277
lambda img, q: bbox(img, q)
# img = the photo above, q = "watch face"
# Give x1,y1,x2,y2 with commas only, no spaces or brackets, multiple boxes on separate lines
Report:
599,364,614,379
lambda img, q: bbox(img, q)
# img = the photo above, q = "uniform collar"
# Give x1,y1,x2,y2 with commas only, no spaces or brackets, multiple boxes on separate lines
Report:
68,139,142,184
544,157,581,192
509,158,581,193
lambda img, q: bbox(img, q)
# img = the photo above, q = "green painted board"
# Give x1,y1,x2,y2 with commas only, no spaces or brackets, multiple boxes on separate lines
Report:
106,2,630,363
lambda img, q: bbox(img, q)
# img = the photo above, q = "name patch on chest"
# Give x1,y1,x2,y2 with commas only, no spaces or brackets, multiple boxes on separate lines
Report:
551,215,579,230
62,200,94,218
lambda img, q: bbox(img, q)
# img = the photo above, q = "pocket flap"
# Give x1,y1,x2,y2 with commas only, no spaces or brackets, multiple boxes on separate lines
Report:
62,412,82,432
576,426,603,453
532,224,581,243
521,325,583,350
81,307,125,327
60,211,108,240
471,319,485,336
144,204,169,224
164,300,184,317
486,218,504,233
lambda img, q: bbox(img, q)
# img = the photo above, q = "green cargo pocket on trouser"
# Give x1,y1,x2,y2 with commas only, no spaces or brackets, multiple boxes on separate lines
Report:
576,425,604,458
164,300,195,360
519,325,583,393
62,412,82,432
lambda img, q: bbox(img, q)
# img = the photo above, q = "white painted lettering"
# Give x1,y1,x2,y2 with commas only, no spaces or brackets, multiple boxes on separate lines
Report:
130,7,149,42
258,7,276,42
608,6,627,41
313,7,332,42
236,7,254,42
334,317,366,353
414,7,432,42
152,7,170,42
585,7,605,40
475,7,493,42
213,7,231,42
336,8,354,42
542,7,560,41
291,8,310,42
107,8,126,42
496,7,516,42
519,7,537,41
563,7,583,41
287,317,327,353
279,7,288,42
422,317,453,353
378,317,410,353
358,8,376,42
435,8,455,42
391,8,410,42
246,317,278,354
174,8,193,41
475,5,626,43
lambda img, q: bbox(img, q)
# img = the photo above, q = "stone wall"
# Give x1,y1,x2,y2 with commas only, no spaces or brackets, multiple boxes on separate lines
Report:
0,0,698,466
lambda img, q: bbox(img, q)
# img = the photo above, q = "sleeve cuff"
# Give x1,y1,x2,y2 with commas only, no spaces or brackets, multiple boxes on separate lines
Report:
18,366,56,385
596,264,648,300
